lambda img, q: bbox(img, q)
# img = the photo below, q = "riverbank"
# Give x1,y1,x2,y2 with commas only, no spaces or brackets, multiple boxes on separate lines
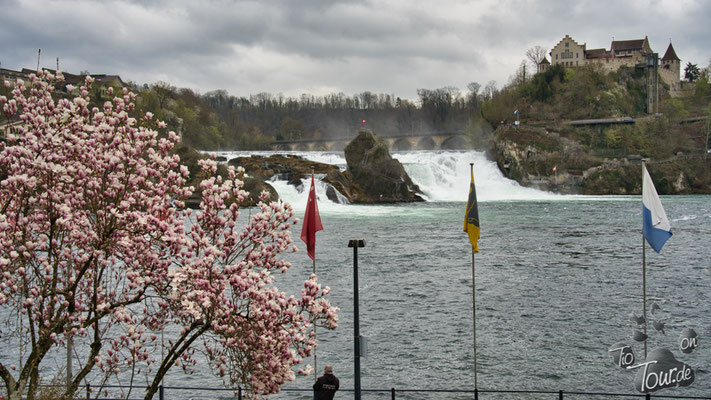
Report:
492,122,711,195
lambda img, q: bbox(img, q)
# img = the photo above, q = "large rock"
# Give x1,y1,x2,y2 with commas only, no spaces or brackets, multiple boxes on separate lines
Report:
228,154,338,184
173,144,278,209
240,176,279,206
342,130,424,203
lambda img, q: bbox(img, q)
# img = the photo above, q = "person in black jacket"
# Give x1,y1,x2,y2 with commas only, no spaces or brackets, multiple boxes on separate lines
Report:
313,364,339,400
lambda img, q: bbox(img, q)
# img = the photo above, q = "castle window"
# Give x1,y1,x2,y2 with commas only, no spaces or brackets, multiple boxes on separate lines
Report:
565,42,569,47
576,53,579,58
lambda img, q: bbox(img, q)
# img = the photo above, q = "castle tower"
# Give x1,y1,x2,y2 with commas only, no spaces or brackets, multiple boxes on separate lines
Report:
660,42,681,93
537,56,550,73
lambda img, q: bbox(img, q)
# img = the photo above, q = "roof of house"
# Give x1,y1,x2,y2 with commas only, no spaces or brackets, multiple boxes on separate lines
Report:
539,57,550,65
610,38,647,52
19,68,124,86
661,42,680,61
585,48,609,59
93,75,126,86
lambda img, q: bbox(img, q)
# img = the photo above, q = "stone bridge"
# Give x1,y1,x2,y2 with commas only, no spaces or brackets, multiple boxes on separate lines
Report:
271,131,468,152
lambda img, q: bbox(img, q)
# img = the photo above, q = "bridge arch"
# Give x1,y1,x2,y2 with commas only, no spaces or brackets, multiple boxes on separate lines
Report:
392,137,413,151
295,143,311,151
417,136,436,150
440,135,469,149
273,143,291,151
313,143,332,151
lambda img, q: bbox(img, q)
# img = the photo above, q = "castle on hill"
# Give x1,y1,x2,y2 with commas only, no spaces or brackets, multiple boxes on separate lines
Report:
538,35,682,97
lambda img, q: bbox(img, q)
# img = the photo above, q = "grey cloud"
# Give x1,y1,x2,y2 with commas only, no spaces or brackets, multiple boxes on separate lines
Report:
2,0,710,98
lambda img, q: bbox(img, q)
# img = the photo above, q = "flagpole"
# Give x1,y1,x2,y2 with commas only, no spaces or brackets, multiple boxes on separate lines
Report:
642,227,647,358
470,163,478,389
311,168,318,383
641,161,648,359
313,254,318,382
472,248,478,389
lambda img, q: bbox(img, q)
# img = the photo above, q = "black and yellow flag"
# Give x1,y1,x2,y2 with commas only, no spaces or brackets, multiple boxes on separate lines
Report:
463,168,480,252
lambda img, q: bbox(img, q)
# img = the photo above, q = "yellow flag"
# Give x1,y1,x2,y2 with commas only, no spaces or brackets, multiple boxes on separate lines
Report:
463,168,480,252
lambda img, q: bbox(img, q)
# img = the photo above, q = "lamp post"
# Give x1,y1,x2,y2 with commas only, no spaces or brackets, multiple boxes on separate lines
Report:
348,239,365,400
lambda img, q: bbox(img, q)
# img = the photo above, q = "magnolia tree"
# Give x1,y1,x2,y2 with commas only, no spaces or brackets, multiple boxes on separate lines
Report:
0,71,338,400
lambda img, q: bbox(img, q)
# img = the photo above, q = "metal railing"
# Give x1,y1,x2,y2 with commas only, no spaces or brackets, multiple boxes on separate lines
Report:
69,384,711,400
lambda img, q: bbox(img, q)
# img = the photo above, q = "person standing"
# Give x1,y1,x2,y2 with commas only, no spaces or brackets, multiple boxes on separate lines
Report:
313,364,339,400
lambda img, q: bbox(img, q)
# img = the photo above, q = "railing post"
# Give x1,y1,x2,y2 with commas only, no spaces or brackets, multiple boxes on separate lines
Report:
159,384,164,400
645,394,650,400
559,389,563,400
238,386,242,400
86,383,90,400
391,387,395,400
474,388,478,400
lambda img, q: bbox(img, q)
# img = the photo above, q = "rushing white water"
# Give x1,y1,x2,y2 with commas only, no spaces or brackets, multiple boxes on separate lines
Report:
213,150,563,211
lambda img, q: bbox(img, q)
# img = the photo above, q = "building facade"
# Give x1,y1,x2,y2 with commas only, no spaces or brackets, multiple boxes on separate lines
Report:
549,35,586,68
539,35,681,95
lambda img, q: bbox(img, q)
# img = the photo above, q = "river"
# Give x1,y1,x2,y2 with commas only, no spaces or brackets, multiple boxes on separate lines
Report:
5,150,711,399
175,149,707,399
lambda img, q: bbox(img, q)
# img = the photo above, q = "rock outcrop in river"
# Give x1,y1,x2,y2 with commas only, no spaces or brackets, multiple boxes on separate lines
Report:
225,130,424,204
174,143,278,208
341,130,424,203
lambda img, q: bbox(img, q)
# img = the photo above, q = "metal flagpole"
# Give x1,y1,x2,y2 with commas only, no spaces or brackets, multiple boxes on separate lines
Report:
349,239,365,400
641,161,648,359
310,167,319,391
313,256,318,383
469,162,478,389
642,228,648,358
472,249,478,389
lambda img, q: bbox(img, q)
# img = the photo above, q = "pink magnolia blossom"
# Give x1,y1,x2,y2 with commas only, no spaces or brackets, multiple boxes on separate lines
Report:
0,70,338,400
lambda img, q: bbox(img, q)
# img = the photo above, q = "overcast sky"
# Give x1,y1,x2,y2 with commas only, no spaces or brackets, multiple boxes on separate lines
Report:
2,0,709,100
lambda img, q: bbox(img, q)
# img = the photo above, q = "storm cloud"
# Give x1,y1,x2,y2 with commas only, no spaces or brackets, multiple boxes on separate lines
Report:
2,0,709,99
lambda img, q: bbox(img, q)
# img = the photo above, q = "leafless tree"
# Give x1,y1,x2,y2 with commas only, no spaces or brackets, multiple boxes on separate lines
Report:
526,45,548,71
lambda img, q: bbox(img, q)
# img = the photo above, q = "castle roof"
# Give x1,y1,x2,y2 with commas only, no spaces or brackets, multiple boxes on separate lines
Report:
611,38,646,51
539,57,550,65
661,42,680,61
585,48,609,59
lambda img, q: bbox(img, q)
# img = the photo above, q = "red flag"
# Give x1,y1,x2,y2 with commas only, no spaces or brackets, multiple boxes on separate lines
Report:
301,173,323,260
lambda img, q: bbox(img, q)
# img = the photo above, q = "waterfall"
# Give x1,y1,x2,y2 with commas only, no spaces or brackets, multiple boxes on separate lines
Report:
213,150,562,208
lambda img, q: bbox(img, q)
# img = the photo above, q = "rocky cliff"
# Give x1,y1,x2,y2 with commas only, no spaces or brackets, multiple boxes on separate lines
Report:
494,126,711,195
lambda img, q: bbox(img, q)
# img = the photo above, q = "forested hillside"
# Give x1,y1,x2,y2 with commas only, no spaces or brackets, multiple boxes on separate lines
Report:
485,63,710,158
130,82,485,150
485,62,711,194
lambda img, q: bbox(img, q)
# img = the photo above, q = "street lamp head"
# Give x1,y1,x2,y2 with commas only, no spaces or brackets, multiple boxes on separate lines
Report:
348,239,366,248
